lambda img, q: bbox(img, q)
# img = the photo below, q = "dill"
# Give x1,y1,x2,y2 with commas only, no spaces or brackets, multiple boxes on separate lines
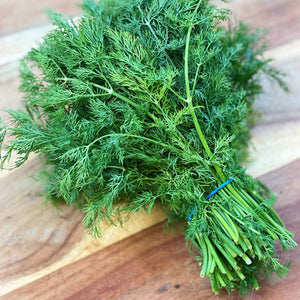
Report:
0,0,296,295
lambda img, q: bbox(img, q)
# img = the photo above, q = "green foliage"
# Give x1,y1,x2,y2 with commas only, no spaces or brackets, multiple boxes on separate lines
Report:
0,0,296,295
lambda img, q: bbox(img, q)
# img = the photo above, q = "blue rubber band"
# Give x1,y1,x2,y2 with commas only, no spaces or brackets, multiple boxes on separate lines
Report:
188,178,234,222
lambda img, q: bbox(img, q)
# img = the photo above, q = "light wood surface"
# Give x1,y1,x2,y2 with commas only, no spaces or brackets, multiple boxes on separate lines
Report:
0,0,299,299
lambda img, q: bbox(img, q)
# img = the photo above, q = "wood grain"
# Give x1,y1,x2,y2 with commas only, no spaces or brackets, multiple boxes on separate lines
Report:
0,157,166,295
3,160,300,300
0,0,300,299
0,0,80,36
223,0,300,48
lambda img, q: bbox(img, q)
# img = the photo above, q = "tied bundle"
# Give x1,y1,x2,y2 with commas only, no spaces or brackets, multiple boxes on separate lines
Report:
0,0,296,295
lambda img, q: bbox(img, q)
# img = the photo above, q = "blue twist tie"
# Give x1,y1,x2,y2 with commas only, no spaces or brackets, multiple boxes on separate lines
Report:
188,178,234,222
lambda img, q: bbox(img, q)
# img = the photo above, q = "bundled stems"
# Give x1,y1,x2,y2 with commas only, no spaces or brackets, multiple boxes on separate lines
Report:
183,6,296,293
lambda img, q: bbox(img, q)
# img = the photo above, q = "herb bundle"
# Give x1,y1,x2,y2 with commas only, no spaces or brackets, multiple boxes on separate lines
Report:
0,0,296,295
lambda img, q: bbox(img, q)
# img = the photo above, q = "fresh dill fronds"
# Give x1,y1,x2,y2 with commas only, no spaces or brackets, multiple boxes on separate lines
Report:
0,0,296,295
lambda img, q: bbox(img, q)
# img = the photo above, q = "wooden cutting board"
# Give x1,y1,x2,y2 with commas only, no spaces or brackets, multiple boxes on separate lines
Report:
0,1,299,299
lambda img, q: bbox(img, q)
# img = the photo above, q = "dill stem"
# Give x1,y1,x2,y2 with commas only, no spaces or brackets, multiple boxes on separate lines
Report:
57,77,140,109
183,7,283,242
90,83,139,109
196,232,209,277
204,235,227,275
215,242,238,270
168,87,187,102
184,4,225,182
88,133,180,153
191,62,202,98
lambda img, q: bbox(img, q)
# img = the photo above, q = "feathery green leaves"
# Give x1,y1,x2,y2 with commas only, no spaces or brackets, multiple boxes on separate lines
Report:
0,0,296,295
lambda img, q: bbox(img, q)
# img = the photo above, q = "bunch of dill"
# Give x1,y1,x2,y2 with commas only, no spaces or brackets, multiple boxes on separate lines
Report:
0,0,296,295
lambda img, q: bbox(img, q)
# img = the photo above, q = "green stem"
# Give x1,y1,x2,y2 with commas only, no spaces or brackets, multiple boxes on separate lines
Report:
90,83,139,109
168,87,187,102
184,13,225,181
57,77,139,109
196,232,209,277
204,235,227,275
191,62,202,98
88,133,180,153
